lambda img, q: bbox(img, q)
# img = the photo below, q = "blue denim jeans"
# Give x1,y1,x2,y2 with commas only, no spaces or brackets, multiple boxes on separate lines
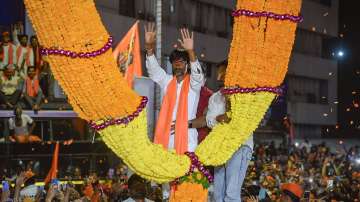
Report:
214,146,253,202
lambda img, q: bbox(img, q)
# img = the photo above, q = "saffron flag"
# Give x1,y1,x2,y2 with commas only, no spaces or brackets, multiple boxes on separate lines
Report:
44,142,59,184
113,21,142,87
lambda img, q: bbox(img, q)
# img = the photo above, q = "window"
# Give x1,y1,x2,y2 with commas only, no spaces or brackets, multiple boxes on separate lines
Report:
103,0,233,38
116,0,156,20
134,0,156,21
294,124,322,138
119,0,135,17
294,28,337,59
288,75,329,104
294,29,322,57
163,0,233,38
308,0,332,7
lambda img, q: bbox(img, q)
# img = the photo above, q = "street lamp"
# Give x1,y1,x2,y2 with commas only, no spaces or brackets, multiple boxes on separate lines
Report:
337,50,344,57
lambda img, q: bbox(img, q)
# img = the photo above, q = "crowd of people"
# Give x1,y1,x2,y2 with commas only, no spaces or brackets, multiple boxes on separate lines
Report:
1,162,163,202
244,141,360,201
1,141,360,201
0,22,50,112
0,22,69,144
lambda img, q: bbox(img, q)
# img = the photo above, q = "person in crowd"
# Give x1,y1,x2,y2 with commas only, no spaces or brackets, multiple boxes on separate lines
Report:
206,60,254,202
0,32,16,69
282,114,294,147
8,105,41,143
123,174,154,202
145,23,204,200
15,34,34,77
242,185,271,202
11,21,24,46
279,183,303,202
22,66,43,111
300,139,312,154
29,36,43,74
196,81,213,144
0,64,23,109
29,35,51,101
144,22,204,154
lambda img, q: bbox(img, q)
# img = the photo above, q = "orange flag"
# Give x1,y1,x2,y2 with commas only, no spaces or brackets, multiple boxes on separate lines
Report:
44,142,59,184
113,21,142,87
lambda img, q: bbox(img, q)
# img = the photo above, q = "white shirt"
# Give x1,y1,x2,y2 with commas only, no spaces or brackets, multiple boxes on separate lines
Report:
0,43,17,69
9,114,33,135
146,55,204,152
206,91,254,150
15,45,34,77
300,142,312,153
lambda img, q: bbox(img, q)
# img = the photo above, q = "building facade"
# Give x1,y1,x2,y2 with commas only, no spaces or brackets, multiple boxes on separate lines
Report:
288,0,339,139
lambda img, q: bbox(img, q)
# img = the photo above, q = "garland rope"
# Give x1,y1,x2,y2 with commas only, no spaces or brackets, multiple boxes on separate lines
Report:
24,0,302,183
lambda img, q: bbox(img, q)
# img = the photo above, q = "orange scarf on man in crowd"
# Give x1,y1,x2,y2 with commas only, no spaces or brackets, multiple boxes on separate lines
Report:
154,75,190,154
0,43,14,65
26,77,40,97
16,46,31,66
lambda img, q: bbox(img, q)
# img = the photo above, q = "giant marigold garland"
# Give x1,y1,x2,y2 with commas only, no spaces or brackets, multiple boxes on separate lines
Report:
24,0,302,184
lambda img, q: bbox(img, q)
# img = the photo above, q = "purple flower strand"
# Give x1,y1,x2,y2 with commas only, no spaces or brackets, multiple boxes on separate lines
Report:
89,96,148,132
184,152,214,183
40,36,113,58
232,9,303,23
221,86,283,96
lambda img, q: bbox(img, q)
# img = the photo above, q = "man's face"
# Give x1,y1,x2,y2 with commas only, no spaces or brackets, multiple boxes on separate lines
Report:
172,59,187,77
20,36,28,47
4,67,15,78
30,37,38,47
2,35,10,44
28,68,36,79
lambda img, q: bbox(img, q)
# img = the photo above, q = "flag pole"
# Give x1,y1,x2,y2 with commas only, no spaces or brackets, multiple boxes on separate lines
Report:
155,0,162,64
154,0,163,138
124,22,137,71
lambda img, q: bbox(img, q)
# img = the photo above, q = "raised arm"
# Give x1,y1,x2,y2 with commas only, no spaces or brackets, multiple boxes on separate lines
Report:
144,22,171,88
178,29,204,90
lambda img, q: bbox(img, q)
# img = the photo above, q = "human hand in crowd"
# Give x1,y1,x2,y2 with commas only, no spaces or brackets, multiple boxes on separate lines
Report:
246,196,259,202
64,184,72,202
33,104,40,111
16,171,31,186
45,184,62,202
14,171,33,202
178,28,194,51
34,188,43,202
1,181,11,202
144,22,156,54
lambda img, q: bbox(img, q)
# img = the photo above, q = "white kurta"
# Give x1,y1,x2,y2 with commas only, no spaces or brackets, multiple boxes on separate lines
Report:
0,44,17,69
15,46,34,77
146,55,204,152
206,91,254,150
